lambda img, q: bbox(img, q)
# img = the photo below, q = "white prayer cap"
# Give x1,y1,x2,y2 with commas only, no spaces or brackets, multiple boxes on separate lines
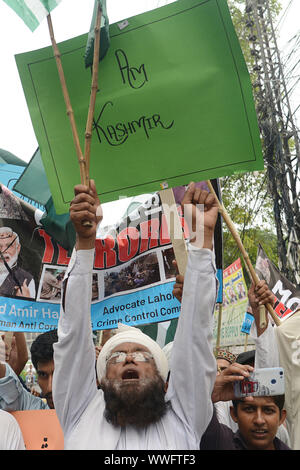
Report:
110,323,139,335
97,328,169,383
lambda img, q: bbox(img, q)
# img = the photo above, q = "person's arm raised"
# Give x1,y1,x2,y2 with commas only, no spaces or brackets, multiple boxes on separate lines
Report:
70,179,102,251
248,280,274,337
167,183,219,446
7,333,28,376
180,182,219,250
53,180,103,438
211,363,254,403
248,280,280,368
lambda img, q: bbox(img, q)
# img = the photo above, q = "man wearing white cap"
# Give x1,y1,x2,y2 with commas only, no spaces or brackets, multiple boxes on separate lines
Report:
53,180,219,450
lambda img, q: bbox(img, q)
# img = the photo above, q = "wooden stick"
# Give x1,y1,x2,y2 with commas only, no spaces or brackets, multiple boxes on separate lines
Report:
84,3,102,184
47,14,87,185
159,188,188,276
242,251,267,330
206,179,281,327
258,305,267,329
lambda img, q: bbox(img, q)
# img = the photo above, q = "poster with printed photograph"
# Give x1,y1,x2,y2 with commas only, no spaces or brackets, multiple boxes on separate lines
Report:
0,180,223,334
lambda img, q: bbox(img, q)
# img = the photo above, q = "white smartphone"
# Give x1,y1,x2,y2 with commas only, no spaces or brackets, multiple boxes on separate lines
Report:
234,367,285,398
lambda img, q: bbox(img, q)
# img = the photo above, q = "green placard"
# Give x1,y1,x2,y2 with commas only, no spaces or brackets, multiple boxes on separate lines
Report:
16,0,263,214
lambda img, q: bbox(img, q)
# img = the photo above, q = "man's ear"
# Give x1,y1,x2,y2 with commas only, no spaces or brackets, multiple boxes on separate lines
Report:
279,409,287,426
230,405,238,423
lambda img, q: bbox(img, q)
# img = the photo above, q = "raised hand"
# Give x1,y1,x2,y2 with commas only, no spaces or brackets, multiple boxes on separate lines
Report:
70,179,102,250
248,280,275,310
181,182,219,249
248,280,275,335
212,362,254,403
15,279,30,298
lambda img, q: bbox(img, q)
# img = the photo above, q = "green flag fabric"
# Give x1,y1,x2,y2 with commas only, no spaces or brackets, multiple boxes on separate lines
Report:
16,0,264,214
40,196,76,252
3,0,62,31
12,148,51,207
84,0,110,68
0,148,27,166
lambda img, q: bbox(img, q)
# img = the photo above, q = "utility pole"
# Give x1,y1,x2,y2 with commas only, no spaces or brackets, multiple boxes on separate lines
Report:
244,0,300,283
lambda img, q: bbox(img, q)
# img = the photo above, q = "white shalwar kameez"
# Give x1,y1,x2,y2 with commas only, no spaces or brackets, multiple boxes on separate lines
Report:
53,247,218,450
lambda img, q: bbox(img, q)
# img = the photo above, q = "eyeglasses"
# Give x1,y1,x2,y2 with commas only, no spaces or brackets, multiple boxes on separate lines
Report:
106,351,154,364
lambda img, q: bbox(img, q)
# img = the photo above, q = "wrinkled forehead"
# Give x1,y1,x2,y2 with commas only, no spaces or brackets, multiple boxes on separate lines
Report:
110,342,151,355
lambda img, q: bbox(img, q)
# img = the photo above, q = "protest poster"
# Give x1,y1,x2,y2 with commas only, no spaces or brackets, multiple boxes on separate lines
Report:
255,245,300,321
0,180,223,335
0,162,45,211
16,0,263,214
10,410,63,450
240,311,254,335
213,258,253,347
0,164,24,190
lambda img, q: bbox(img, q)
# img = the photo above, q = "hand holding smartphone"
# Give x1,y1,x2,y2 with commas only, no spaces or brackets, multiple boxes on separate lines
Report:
234,367,284,398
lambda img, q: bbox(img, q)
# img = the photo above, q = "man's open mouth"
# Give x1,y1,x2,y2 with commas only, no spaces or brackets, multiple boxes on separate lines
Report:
122,369,139,380
251,429,268,437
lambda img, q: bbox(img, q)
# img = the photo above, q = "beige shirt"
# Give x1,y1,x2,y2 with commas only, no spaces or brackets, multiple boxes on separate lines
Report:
276,310,300,450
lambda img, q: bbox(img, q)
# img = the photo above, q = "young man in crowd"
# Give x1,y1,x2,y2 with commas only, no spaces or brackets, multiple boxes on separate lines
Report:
0,329,57,410
52,180,220,449
201,361,290,450
249,286,300,449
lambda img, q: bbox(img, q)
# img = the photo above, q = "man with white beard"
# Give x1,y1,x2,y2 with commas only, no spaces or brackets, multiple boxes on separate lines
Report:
0,227,35,298
53,180,219,450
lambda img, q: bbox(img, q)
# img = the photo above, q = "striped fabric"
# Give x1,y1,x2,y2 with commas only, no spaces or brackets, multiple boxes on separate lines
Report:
3,0,62,31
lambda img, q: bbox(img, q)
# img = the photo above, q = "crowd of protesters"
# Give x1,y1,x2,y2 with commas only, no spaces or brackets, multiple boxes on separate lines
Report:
0,181,299,451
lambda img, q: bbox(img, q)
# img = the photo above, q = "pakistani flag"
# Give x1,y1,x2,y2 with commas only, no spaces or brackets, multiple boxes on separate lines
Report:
84,0,110,67
3,0,62,31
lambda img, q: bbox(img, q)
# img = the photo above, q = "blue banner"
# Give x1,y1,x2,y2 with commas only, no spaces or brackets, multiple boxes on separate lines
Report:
0,163,45,210
241,311,254,335
0,280,180,333
0,180,223,334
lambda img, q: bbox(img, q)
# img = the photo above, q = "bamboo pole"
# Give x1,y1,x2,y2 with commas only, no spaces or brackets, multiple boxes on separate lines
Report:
84,3,102,183
240,250,268,330
206,179,281,327
47,10,103,226
47,14,87,186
